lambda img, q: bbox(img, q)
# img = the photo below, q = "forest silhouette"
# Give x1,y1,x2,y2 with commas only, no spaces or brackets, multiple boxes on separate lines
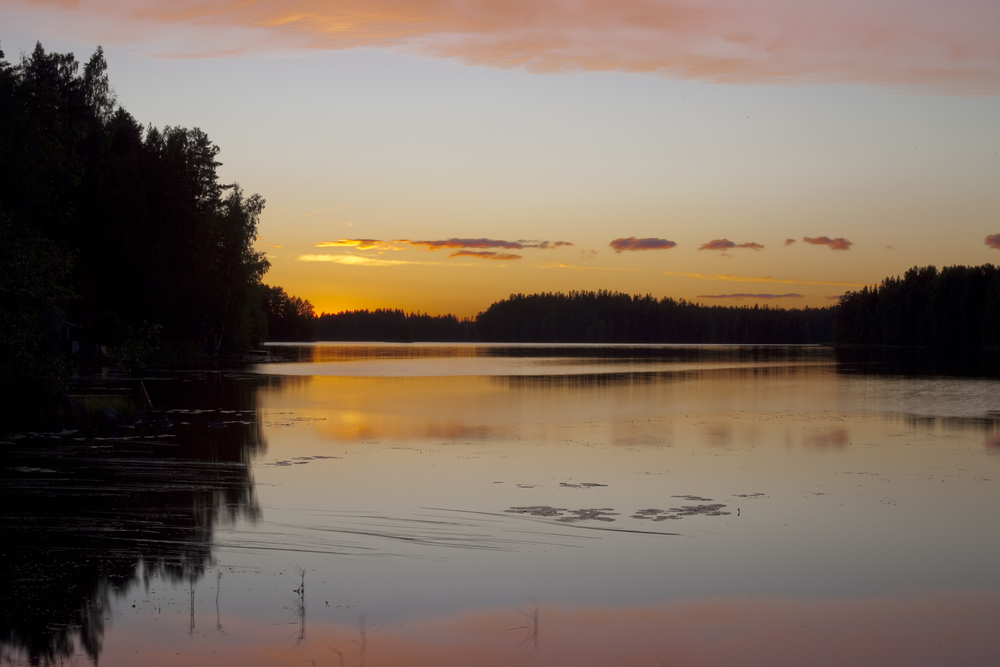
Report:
0,42,311,422
311,292,837,344
835,265,1000,347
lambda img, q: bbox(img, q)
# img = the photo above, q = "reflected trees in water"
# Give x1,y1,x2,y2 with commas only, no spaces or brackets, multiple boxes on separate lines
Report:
0,373,277,666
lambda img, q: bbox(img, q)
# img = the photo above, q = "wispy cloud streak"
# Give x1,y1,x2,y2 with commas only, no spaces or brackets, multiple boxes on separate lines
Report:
698,293,803,299
316,239,396,250
449,250,521,260
313,237,570,259
298,254,442,267
20,0,999,93
402,238,568,251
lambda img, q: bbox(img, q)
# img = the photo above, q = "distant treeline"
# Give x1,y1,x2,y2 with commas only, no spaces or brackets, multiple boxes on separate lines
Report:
312,270,1000,348
1,42,310,423
313,309,475,342
312,292,838,344
834,265,1000,347
476,292,837,343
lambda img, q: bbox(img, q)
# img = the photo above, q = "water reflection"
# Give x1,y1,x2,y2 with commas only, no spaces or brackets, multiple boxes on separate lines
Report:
835,346,1000,377
0,372,274,666
94,593,1000,666
253,363,845,448
4,345,1000,666
261,342,837,378
803,428,849,449
271,342,836,362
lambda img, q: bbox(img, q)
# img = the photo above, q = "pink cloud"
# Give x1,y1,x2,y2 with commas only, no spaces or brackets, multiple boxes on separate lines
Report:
804,236,853,251
18,1,999,93
986,233,1000,250
449,250,521,260
610,237,677,253
405,238,524,250
785,238,797,245
402,238,569,251
699,239,764,251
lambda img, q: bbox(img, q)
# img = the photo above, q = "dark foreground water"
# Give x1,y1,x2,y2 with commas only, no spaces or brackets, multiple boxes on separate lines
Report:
2,344,999,666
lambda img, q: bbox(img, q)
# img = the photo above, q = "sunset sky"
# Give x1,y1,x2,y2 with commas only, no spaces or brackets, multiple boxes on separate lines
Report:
3,0,998,317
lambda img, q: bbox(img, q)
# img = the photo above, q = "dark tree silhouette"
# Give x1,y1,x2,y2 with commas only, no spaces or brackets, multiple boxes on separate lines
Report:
263,285,317,342
0,41,305,428
314,309,474,342
475,291,837,344
834,264,1000,348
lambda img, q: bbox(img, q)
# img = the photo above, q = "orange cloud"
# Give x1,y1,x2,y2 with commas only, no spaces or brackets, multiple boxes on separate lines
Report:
699,239,764,251
312,238,569,255
986,233,1000,250
610,237,677,252
316,239,395,250
21,0,1000,93
803,236,853,251
298,254,442,266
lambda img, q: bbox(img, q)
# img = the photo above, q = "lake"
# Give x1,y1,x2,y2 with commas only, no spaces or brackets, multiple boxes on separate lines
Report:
2,344,999,666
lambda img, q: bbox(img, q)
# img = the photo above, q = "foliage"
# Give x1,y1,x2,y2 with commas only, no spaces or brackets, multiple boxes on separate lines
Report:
262,285,316,342
0,40,307,427
0,41,279,372
834,264,1000,347
107,321,162,374
475,291,837,344
0,213,74,428
312,295,834,344
314,309,474,342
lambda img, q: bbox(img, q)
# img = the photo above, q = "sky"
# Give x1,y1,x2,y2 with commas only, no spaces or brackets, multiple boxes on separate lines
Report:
2,0,998,317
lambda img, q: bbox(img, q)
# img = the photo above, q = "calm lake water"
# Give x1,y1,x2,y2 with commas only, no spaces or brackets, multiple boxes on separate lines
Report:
2,344,999,666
